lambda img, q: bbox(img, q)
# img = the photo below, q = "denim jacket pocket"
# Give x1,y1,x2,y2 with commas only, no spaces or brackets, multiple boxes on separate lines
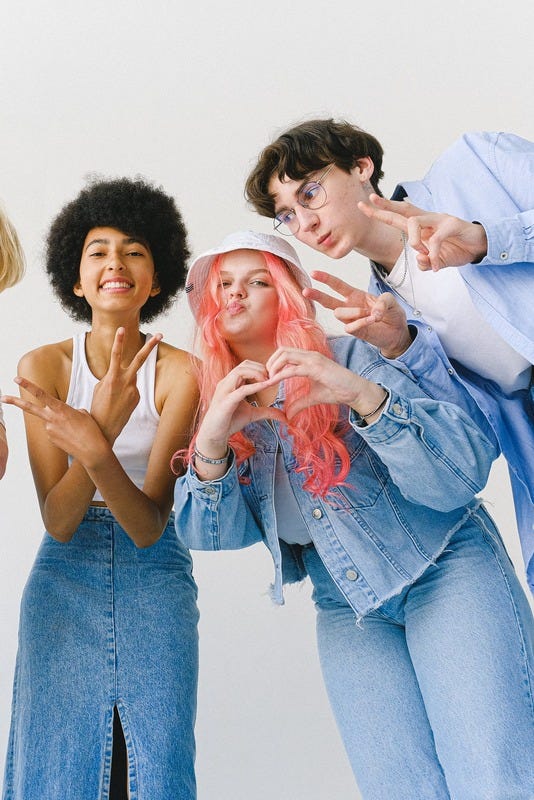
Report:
333,446,389,510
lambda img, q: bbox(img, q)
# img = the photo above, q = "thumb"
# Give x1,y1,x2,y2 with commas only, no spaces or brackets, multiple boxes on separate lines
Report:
284,396,315,420
251,406,288,426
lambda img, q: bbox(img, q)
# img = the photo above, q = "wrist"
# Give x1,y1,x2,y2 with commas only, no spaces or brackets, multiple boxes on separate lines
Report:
194,433,229,460
470,221,488,264
353,389,389,422
193,445,230,465
380,327,415,359
81,437,114,472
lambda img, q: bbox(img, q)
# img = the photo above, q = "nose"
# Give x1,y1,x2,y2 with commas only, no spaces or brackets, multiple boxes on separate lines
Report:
295,205,319,233
228,282,246,298
106,250,125,270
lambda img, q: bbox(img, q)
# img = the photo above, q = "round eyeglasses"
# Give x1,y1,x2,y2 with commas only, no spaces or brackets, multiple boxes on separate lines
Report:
273,164,334,236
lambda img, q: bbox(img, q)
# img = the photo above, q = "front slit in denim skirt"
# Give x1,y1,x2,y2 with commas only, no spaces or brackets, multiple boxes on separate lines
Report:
2,507,199,800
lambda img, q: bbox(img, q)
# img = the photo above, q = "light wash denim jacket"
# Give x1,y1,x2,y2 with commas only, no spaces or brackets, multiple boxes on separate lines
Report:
174,335,498,620
369,131,534,585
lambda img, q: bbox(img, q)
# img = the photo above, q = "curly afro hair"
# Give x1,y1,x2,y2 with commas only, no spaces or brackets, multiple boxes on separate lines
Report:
45,176,190,323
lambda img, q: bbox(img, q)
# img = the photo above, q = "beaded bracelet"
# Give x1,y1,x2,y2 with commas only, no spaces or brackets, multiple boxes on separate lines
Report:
359,391,389,420
193,446,229,465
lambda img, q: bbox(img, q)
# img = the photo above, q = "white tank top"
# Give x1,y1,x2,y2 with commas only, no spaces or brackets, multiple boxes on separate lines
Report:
66,332,160,501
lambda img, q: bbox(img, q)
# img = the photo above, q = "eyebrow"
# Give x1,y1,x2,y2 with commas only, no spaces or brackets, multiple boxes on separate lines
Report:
272,175,312,214
84,237,148,252
219,268,271,279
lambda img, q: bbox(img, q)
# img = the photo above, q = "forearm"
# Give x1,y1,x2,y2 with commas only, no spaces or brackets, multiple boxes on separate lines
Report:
352,389,497,510
86,451,170,547
40,460,97,540
377,323,498,446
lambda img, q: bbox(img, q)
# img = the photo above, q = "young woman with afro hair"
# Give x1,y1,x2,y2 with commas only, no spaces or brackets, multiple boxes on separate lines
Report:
2,177,200,800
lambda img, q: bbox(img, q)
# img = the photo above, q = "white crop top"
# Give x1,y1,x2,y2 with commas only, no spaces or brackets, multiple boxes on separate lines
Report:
66,333,160,502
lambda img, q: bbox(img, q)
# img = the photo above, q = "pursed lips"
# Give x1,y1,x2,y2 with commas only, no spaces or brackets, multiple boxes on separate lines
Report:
226,301,245,316
317,231,332,246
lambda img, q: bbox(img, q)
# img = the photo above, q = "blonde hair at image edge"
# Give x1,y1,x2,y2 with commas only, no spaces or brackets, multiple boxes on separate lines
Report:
0,204,25,292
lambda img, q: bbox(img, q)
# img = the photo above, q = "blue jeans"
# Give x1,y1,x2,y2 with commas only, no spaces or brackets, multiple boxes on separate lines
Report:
3,508,199,800
301,506,534,799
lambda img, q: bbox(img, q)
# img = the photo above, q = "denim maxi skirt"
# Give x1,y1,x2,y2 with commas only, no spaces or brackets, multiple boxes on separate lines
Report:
3,507,199,800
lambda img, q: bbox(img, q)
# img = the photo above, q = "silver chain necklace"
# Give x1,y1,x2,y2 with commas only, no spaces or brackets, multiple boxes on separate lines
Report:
383,232,422,317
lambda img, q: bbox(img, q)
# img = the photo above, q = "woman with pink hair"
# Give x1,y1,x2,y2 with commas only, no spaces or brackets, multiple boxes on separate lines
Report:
174,230,534,800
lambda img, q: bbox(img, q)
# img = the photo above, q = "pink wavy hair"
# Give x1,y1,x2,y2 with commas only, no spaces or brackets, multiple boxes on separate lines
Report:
179,250,350,497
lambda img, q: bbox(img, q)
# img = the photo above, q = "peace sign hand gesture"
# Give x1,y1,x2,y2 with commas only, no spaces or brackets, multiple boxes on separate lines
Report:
304,271,412,358
90,327,162,443
358,194,488,271
1,378,108,469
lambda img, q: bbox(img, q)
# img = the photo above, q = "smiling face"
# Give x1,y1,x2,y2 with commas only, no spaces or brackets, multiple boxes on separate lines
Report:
74,227,160,318
268,159,377,260
215,249,279,356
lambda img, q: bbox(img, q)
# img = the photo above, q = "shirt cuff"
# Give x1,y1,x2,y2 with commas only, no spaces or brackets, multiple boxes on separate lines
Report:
379,322,439,379
186,448,238,501
350,390,413,442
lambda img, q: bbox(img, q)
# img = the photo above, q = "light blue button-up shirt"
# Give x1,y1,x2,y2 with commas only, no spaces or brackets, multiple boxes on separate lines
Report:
369,130,534,588
174,335,498,620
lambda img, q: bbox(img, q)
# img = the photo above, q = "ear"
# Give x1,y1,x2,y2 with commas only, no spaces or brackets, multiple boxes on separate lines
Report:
73,280,84,297
354,156,375,183
150,273,161,297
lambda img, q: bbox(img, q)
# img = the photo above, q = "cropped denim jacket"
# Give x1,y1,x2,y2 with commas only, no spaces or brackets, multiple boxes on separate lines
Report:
174,335,499,619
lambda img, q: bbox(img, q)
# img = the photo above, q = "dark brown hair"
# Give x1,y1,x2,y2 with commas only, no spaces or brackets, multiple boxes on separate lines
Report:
245,118,384,217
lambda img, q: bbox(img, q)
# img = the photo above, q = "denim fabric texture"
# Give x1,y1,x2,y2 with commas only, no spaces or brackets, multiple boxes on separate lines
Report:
302,507,534,799
174,334,499,620
370,130,534,585
173,331,534,796
3,508,199,800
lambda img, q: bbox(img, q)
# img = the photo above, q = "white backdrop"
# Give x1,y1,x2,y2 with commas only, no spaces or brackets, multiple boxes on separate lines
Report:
1,2,533,798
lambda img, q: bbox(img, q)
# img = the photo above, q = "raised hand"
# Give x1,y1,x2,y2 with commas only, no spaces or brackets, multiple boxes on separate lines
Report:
358,194,488,271
1,378,109,469
265,347,386,421
90,328,162,442
196,360,287,455
304,271,412,358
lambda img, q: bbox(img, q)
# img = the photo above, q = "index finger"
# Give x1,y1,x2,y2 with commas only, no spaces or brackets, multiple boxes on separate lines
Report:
14,376,59,406
0,393,51,421
358,198,410,232
370,195,425,218
126,333,163,376
308,270,363,302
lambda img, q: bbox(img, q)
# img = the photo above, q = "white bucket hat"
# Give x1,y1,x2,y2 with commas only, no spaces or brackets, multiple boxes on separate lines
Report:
185,230,312,319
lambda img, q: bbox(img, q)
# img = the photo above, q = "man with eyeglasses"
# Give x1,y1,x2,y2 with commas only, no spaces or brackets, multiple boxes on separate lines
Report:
245,118,534,593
